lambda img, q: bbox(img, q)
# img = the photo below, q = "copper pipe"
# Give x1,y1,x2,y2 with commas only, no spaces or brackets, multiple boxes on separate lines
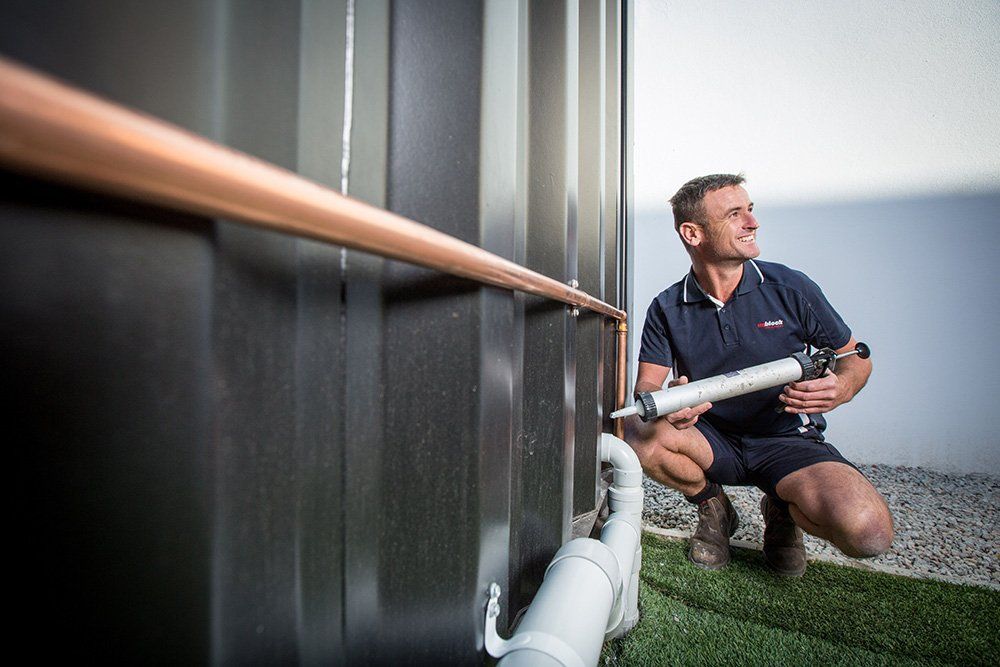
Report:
0,56,633,438
0,57,625,321
613,320,628,439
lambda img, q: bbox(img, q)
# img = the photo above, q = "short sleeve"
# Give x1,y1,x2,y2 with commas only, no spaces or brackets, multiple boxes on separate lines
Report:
638,298,674,368
796,274,852,350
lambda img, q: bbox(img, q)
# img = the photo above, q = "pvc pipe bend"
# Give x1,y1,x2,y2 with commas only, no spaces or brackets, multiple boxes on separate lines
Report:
600,433,642,488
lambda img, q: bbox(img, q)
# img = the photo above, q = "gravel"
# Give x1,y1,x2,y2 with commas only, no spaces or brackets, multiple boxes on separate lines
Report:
642,464,1000,589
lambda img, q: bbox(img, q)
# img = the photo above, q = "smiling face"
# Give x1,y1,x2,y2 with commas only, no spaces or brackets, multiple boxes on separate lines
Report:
686,185,760,262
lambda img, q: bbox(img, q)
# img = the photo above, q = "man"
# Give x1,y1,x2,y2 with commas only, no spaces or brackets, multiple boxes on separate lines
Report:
627,173,892,576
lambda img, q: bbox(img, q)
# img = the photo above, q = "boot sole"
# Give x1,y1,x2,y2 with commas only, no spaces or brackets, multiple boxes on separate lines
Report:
763,558,807,577
687,551,730,570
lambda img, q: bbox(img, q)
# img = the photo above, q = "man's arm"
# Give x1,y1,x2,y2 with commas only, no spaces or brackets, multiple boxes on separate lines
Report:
634,361,669,395
779,336,872,414
634,361,713,429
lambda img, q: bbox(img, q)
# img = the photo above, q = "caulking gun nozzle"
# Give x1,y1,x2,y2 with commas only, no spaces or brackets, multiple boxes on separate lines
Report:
610,405,638,419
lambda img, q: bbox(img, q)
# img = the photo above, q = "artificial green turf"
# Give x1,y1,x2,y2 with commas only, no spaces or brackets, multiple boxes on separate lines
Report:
602,533,999,666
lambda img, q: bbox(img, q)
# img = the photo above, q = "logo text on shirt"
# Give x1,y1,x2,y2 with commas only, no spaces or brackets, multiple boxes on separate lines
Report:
757,319,784,329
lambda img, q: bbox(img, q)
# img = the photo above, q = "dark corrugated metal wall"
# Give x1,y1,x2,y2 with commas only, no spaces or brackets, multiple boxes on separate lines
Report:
0,0,624,663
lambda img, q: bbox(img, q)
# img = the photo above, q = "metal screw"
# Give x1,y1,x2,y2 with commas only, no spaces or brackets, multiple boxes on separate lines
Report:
568,279,579,289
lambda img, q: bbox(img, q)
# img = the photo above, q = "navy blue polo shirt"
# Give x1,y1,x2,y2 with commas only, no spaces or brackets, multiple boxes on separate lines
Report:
638,259,852,436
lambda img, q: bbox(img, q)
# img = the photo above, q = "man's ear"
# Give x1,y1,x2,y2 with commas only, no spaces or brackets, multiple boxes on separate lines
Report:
679,221,702,247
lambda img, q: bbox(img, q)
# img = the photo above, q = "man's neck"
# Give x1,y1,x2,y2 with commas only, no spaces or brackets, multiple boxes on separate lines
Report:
692,258,745,304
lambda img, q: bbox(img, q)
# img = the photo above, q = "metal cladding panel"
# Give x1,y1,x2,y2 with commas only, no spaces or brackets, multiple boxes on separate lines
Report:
1,2,220,661
295,1,352,659
1,1,348,662
339,2,391,660
478,0,523,636
575,0,608,516
2,178,215,662
602,0,626,433
0,0,624,662
371,1,488,662
0,0,219,135
209,2,338,663
510,0,577,618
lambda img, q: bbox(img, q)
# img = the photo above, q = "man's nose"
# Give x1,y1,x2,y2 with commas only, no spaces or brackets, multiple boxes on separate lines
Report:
745,212,759,228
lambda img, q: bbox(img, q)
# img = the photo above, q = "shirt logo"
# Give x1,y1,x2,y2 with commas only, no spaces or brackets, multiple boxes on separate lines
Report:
757,319,784,330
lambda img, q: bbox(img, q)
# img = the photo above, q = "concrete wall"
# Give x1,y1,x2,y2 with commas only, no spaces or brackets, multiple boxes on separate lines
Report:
632,0,1000,473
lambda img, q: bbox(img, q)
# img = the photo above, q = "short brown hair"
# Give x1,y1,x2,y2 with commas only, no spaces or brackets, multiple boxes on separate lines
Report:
669,173,746,230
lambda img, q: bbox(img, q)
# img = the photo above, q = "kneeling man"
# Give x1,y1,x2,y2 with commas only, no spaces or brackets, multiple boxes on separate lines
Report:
628,174,893,576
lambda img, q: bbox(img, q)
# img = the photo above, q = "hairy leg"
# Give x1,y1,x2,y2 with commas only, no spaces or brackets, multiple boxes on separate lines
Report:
623,415,715,496
776,461,894,558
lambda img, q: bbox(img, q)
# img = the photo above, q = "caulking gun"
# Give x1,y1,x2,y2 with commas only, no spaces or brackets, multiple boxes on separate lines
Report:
610,342,871,422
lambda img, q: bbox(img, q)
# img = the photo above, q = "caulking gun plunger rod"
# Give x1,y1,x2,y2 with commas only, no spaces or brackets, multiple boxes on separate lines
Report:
610,342,871,422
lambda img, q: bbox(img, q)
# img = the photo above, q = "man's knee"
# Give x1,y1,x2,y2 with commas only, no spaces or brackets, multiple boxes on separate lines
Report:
842,504,894,558
623,417,663,471
624,415,685,453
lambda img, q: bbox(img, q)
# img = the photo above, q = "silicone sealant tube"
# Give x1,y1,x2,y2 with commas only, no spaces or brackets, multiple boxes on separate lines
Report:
612,354,808,421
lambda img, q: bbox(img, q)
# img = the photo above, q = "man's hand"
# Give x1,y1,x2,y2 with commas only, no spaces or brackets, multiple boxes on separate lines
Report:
779,370,852,414
665,376,712,428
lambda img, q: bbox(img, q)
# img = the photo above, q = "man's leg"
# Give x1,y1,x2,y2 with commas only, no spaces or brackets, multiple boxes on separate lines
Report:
776,461,894,558
625,416,741,569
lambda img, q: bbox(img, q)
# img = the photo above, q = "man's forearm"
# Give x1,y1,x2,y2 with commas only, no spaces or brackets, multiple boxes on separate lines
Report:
835,355,872,403
634,380,665,397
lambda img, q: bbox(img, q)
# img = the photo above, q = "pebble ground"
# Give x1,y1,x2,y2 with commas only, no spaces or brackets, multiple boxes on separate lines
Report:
642,464,999,588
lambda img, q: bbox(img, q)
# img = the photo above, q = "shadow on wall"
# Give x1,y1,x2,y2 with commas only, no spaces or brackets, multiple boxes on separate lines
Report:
632,190,1000,475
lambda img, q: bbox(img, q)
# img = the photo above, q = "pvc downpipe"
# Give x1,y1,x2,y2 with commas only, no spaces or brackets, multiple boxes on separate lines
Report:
601,433,643,638
495,435,642,666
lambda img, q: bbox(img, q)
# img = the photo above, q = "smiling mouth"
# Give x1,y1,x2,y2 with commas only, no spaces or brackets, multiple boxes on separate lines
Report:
738,234,756,243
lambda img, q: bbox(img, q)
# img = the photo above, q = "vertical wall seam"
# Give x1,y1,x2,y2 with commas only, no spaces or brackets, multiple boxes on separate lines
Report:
340,0,356,196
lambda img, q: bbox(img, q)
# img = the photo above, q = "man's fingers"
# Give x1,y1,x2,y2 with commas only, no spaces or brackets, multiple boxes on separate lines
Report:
667,408,693,424
670,401,711,418
668,414,700,429
667,375,689,388
781,394,834,412
666,401,712,428
782,387,837,402
780,393,834,408
783,406,831,414
783,400,833,410
788,373,838,392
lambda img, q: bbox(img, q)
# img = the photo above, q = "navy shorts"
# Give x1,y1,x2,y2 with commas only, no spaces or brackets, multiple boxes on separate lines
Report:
695,418,858,501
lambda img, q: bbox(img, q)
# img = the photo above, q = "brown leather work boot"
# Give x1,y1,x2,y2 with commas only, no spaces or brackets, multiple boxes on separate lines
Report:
687,490,740,570
761,495,807,577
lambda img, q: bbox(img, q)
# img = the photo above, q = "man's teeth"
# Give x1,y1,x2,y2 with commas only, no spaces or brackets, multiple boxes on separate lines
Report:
739,235,755,243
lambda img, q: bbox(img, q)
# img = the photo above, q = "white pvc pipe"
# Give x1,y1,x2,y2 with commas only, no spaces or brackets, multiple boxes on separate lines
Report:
600,433,642,638
489,434,643,666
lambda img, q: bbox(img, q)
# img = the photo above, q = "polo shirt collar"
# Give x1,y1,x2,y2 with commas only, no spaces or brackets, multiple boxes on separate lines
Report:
682,259,765,304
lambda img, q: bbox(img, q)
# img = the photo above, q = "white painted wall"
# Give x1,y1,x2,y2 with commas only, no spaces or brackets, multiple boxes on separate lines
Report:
632,0,1000,473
